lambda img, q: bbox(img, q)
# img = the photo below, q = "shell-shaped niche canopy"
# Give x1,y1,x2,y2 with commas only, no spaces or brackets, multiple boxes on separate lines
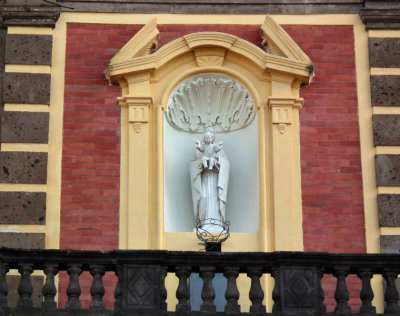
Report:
166,74,255,133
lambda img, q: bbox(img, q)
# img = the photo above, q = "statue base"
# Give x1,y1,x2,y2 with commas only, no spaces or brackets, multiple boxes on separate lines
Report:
195,218,230,245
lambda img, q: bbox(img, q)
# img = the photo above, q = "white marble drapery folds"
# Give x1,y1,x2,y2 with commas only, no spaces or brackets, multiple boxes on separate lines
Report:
190,128,230,231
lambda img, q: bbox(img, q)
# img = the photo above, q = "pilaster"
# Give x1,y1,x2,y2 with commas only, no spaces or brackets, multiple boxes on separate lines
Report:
119,95,152,249
268,92,304,251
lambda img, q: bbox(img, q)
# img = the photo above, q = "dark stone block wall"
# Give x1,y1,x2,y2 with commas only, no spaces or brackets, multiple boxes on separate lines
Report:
0,4,59,307
368,18,400,258
373,115,400,146
3,73,50,105
370,76,400,107
369,38,400,68
5,34,52,65
378,194,400,227
0,192,46,225
0,152,47,184
1,112,49,143
376,155,400,186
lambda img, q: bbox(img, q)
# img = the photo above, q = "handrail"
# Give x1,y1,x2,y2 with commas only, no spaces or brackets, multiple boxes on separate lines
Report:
0,248,399,315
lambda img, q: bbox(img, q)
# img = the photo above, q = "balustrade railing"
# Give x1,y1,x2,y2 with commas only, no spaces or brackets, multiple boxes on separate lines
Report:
0,247,399,315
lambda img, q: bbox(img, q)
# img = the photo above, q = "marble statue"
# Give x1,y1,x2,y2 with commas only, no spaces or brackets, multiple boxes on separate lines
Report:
190,127,230,232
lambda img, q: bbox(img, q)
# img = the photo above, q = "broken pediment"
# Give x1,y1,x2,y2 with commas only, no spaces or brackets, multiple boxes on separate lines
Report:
106,16,313,84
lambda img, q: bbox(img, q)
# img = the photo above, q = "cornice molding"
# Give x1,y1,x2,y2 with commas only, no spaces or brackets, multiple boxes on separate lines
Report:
0,6,60,28
361,0,400,30
57,0,363,14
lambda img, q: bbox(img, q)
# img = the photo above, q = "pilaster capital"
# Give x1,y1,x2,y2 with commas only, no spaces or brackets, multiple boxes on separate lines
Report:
267,97,303,110
267,97,303,134
118,96,152,124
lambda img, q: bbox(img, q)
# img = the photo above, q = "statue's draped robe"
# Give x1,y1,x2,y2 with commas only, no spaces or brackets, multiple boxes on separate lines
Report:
190,150,229,223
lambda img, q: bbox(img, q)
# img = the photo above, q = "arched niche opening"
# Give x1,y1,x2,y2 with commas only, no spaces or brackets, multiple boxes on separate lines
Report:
164,74,259,233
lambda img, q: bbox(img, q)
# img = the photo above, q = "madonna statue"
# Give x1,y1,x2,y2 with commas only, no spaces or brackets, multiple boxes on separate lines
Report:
190,127,230,232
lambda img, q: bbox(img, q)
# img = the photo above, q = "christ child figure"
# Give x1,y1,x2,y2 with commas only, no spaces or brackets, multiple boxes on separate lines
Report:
194,129,223,170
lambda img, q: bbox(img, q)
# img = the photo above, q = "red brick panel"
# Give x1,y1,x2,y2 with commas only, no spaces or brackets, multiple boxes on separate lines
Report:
284,25,364,312
62,23,142,309
283,25,365,255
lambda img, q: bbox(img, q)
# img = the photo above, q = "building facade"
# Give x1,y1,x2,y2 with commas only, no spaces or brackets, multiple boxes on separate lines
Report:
0,0,400,313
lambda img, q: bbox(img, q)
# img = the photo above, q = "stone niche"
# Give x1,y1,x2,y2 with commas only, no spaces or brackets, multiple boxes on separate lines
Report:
164,74,259,233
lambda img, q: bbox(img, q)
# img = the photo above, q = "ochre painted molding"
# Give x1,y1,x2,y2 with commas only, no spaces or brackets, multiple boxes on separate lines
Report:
5,64,51,74
44,13,67,250
59,13,363,26
7,26,53,35
378,187,400,194
4,103,49,112
380,227,400,235
0,225,45,233
1,143,48,152
107,31,312,81
354,18,383,311
0,184,46,192
261,16,311,63
369,30,400,38
373,106,400,114
110,17,158,64
375,146,400,155
371,68,400,75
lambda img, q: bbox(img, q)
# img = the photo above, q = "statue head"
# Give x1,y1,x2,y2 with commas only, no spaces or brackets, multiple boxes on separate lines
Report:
204,127,215,144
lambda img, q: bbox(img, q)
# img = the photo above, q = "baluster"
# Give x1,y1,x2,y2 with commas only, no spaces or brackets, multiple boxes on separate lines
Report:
358,269,375,314
383,269,400,314
160,266,167,311
90,265,105,310
17,263,33,308
333,267,351,315
247,267,266,313
175,266,191,312
114,265,122,313
66,264,82,309
271,267,281,313
0,263,9,312
200,266,216,312
224,266,240,313
318,267,327,314
42,263,58,309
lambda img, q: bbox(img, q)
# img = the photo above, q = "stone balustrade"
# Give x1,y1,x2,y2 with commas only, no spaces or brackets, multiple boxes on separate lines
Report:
0,247,399,315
